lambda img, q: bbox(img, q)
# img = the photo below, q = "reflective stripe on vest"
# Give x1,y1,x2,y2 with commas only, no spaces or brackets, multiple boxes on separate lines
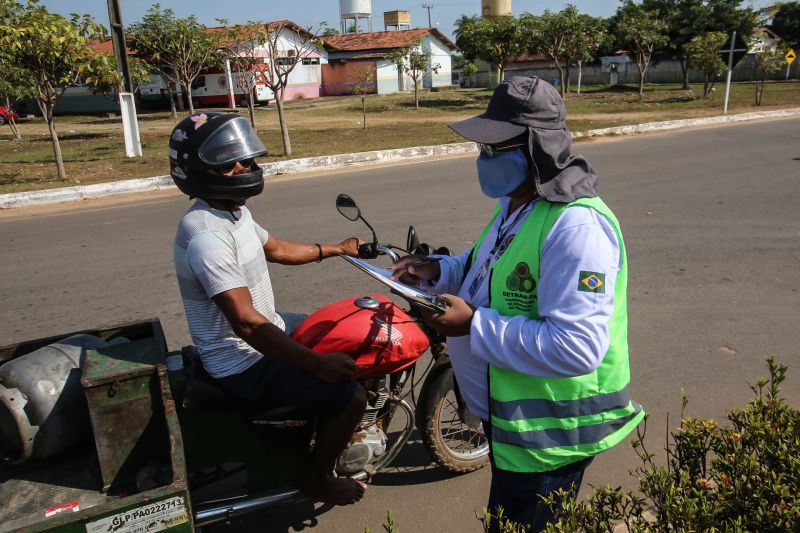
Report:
492,384,634,421
493,402,644,449
471,197,645,473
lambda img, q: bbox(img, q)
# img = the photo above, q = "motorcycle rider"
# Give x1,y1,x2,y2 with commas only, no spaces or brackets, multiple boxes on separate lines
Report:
392,77,645,531
169,113,367,506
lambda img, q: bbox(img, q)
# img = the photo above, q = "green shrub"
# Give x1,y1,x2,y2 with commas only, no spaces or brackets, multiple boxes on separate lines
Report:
377,359,798,532
538,357,800,532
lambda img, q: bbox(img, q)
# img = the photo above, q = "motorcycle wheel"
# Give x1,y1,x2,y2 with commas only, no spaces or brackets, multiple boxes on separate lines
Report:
417,365,489,473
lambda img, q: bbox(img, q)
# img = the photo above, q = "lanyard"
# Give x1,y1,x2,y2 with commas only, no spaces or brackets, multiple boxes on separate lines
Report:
468,200,534,298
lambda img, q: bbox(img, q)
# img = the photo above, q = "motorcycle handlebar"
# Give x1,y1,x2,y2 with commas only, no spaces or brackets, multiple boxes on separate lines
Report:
358,243,401,262
358,242,378,259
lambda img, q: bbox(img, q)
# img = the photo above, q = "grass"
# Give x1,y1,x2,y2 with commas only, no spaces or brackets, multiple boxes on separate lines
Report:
1,81,798,195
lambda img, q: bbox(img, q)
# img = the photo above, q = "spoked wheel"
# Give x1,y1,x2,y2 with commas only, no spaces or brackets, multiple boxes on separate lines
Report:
417,364,489,473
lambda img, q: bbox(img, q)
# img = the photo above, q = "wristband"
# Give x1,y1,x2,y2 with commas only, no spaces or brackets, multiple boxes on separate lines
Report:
314,243,323,263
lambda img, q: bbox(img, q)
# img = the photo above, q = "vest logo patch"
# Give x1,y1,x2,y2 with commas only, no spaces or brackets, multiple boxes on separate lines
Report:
579,271,606,293
506,262,536,293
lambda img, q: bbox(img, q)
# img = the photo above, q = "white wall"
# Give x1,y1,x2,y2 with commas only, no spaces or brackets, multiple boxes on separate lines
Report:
422,35,453,88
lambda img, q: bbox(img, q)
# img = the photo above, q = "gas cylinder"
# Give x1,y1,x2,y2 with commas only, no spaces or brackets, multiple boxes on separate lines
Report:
0,335,127,463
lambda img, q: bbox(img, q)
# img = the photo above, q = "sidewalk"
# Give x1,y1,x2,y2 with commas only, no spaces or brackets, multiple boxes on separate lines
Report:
2,107,798,210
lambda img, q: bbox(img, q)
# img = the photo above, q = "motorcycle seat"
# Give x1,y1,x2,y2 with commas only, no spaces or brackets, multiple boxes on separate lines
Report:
181,346,313,425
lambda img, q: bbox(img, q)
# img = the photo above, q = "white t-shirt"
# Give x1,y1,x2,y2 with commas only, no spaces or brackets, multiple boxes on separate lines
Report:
173,200,285,378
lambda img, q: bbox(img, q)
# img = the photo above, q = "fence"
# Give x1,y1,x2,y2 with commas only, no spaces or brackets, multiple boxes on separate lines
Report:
467,56,799,88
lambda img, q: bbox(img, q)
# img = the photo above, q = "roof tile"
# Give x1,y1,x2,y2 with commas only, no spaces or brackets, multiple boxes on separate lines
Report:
323,28,457,52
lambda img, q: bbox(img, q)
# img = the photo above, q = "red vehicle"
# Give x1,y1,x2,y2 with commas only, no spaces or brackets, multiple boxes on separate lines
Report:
0,105,18,125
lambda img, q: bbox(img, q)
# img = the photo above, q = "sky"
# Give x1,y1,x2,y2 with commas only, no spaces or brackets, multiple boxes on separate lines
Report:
40,0,772,41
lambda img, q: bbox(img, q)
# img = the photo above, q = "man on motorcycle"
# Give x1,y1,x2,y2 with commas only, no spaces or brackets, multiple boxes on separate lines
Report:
169,113,368,506
392,77,645,531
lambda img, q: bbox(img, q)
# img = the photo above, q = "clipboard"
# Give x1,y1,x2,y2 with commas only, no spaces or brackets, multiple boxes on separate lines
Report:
340,256,449,312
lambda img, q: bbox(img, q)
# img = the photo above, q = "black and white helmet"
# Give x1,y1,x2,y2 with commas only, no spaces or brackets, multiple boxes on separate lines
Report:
168,113,267,200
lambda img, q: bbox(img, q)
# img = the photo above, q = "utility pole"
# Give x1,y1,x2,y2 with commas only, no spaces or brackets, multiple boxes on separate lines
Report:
106,0,142,157
107,0,132,92
422,4,433,28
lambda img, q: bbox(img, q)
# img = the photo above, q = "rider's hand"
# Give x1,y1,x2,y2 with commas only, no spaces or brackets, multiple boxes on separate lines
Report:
337,237,365,258
419,294,475,337
314,352,357,382
391,255,441,285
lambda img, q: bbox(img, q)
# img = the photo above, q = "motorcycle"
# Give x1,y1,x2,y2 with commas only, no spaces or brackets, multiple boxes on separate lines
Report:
0,194,488,532
183,193,489,525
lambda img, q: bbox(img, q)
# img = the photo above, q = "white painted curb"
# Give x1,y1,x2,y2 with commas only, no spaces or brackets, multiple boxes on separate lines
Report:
2,107,798,210
571,107,800,138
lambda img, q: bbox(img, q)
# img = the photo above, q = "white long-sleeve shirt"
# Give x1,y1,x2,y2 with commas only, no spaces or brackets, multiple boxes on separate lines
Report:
427,197,622,421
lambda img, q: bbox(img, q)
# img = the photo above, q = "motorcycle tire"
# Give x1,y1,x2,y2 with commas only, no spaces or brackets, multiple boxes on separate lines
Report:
417,364,489,473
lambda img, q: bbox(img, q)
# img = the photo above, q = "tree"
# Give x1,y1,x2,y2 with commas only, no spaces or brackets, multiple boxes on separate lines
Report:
453,14,479,49
564,12,607,94
0,0,34,140
392,40,440,110
640,0,703,90
127,5,179,120
772,1,800,49
613,0,669,96
252,21,324,156
128,5,223,116
683,32,727,97
639,0,757,90
219,22,267,128
749,34,786,105
349,65,374,129
86,54,153,102
322,26,340,37
522,7,581,97
462,62,478,87
0,1,118,180
457,15,526,86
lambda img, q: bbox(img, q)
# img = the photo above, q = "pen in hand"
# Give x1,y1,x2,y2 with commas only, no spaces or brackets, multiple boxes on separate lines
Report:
409,257,443,268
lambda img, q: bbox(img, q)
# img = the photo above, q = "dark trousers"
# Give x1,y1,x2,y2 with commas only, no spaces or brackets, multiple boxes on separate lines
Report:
483,421,592,533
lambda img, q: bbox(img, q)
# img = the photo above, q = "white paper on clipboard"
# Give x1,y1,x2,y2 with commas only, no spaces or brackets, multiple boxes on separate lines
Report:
340,256,449,312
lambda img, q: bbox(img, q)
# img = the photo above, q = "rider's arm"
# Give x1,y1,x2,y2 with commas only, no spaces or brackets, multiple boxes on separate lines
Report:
263,235,360,265
211,288,321,373
469,208,620,378
186,230,354,382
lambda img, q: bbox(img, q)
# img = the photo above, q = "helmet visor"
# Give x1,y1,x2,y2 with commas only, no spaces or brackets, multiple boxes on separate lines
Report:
198,116,267,166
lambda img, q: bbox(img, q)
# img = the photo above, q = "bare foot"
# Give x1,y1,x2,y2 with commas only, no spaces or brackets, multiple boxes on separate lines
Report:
302,476,368,506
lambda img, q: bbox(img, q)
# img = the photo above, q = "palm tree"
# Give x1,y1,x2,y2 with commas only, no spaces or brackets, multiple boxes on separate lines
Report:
453,14,479,48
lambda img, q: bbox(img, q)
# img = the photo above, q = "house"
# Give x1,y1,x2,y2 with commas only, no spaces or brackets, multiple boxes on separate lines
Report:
139,20,326,108
750,26,784,53
321,28,457,95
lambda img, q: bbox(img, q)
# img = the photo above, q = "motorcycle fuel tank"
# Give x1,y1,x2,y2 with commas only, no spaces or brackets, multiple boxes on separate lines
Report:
291,294,429,379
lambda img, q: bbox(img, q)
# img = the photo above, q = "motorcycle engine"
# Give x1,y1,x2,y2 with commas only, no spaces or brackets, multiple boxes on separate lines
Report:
336,424,388,474
335,379,390,474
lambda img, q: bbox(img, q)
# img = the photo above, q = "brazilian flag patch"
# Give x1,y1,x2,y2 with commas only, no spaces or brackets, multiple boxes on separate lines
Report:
578,271,606,293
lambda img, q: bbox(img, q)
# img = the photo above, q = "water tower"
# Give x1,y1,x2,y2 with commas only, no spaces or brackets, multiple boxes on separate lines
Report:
481,0,512,18
384,10,411,31
340,0,373,34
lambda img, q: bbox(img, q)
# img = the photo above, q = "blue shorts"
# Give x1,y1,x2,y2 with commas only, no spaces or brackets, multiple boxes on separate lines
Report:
217,312,357,416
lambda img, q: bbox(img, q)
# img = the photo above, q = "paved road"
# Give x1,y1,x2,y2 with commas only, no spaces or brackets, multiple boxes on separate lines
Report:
2,118,799,532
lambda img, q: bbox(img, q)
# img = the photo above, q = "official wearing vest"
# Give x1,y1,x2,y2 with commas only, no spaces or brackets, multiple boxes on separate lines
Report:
391,77,645,532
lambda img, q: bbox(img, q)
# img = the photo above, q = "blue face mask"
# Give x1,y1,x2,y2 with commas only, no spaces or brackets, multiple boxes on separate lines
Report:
476,150,530,198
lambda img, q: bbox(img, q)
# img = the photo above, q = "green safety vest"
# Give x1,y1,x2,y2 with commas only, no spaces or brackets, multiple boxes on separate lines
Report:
469,197,645,473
